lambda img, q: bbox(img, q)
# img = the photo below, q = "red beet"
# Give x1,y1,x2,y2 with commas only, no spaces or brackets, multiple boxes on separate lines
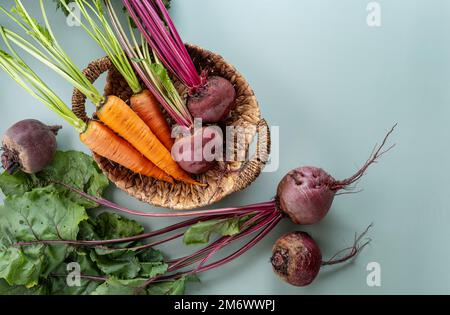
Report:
276,125,396,225
187,76,236,123
271,226,371,287
172,126,223,175
271,231,322,286
1,119,61,174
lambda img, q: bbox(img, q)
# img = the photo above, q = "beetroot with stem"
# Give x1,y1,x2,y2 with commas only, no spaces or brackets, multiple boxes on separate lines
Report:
187,76,236,124
276,124,396,225
59,124,395,224
271,225,372,287
1,119,61,174
124,0,236,123
26,126,394,289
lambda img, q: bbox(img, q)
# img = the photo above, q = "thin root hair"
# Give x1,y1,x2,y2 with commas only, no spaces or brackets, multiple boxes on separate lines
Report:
331,124,397,191
321,223,373,266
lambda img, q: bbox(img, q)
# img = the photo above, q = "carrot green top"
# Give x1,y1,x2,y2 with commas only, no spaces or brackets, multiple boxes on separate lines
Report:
0,47,87,133
0,0,105,106
58,0,142,95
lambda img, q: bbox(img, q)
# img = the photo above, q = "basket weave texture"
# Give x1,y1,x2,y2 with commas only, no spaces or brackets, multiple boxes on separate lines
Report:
72,45,270,210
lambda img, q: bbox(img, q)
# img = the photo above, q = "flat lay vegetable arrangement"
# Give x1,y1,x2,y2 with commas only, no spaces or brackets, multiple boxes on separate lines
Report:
0,0,396,295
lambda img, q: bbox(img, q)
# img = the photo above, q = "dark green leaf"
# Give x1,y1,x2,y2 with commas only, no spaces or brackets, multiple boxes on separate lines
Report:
138,247,164,263
77,219,99,241
48,251,102,295
183,217,248,245
0,279,48,295
91,277,147,295
139,262,168,278
93,212,144,240
90,250,142,279
0,151,109,209
0,187,88,287
147,276,198,295
0,171,33,197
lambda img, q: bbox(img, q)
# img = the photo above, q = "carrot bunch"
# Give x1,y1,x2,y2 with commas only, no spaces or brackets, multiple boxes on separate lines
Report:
0,0,200,186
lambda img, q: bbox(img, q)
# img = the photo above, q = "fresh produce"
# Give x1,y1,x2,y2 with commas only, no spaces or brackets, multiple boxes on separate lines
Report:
35,126,394,289
54,0,172,16
187,76,236,123
172,126,223,175
1,124,391,291
104,0,193,128
0,47,172,182
59,0,175,152
124,0,236,124
105,0,219,175
130,90,174,151
1,119,61,174
271,227,371,286
276,128,392,224
0,151,196,295
0,0,198,185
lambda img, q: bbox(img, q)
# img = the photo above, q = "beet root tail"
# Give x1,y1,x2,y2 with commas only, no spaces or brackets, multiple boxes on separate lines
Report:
331,124,397,191
321,224,373,267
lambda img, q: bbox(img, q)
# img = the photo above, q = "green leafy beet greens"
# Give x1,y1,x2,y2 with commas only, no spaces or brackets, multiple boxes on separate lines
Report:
0,151,193,295
183,217,250,245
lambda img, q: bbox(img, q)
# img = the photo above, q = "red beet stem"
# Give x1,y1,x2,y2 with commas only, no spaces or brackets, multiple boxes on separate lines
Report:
13,215,224,248
331,124,397,191
167,211,277,271
51,273,107,282
105,1,191,127
139,212,283,290
124,0,202,88
54,181,276,218
192,211,277,272
197,214,282,272
321,224,373,266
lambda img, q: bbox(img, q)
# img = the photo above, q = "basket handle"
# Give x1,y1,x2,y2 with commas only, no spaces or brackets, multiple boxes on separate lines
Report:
72,56,112,122
233,119,271,192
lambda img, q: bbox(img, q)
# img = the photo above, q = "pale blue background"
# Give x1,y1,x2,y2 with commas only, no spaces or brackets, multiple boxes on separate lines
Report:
1,0,449,295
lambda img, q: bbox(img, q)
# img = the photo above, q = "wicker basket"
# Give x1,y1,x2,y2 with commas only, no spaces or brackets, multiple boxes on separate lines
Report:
72,44,270,210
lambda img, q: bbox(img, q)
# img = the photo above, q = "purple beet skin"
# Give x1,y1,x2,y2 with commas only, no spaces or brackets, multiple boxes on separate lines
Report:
172,126,223,175
277,167,336,225
1,119,61,174
187,76,236,123
271,231,322,287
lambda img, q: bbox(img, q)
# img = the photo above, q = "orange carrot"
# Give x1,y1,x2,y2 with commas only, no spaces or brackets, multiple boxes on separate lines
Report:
96,96,201,186
80,120,173,183
130,90,174,151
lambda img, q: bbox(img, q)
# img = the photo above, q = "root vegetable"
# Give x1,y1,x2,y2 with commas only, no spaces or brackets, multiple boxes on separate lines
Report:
271,226,372,287
172,126,223,174
125,0,236,123
42,126,394,290
1,1,201,185
187,76,236,124
1,119,61,174
276,125,396,225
